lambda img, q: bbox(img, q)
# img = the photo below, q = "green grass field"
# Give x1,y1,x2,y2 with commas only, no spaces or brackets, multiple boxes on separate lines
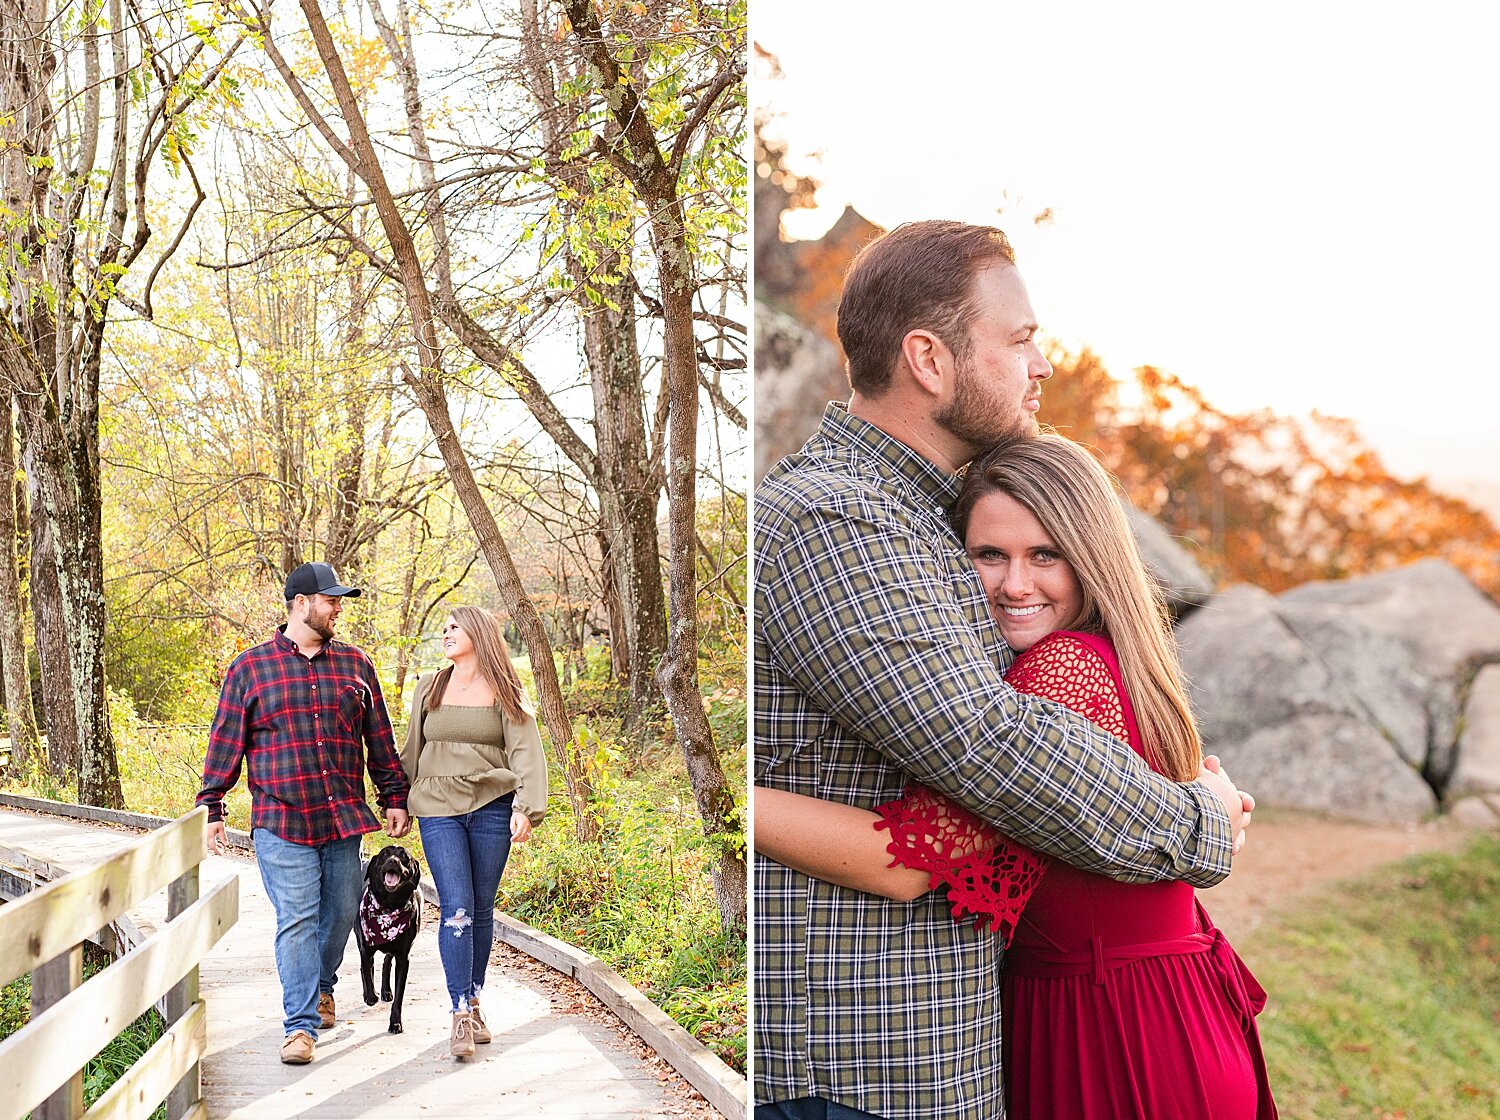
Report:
1244,832,1500,1119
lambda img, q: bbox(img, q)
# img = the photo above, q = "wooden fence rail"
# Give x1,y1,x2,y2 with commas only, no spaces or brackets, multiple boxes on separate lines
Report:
0,808,238,1120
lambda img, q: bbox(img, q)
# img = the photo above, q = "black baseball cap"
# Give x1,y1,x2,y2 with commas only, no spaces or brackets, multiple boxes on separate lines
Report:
284,562,362,600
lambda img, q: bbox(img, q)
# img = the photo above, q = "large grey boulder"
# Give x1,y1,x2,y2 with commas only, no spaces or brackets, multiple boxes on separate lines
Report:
1450,663,1500,826
1177,584,1437,822
1280,559,1500,676
1178,560,1500,824
1225,714,1438,823
1280,559,1500,784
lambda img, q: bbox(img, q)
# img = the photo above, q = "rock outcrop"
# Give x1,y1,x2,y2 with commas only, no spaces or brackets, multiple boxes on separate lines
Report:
753,304,847,483
1178,561,1500,824
1122,504,1216,621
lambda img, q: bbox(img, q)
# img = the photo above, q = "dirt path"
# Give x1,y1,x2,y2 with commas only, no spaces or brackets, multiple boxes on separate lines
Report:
1198,808,1476,943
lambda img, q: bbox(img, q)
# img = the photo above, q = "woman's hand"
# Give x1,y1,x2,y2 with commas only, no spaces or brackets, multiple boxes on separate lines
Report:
1200,755,1253,854
510,810,533,843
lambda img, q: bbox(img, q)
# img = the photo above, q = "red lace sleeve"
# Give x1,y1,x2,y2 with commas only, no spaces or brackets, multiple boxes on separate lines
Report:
1006,633,1129,741
873,632,1130,943
875,788,1046,942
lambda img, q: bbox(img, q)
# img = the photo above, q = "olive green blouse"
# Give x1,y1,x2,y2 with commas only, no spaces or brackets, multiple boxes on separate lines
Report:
400,672,548,823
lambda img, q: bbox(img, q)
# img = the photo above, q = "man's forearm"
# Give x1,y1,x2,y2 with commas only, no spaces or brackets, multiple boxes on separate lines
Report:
754,786,931,900
891,688,1233,887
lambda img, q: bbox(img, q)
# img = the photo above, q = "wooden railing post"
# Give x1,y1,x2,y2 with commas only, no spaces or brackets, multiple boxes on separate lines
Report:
0,808,237,1120
164,863,201,1120
30,944,84,1119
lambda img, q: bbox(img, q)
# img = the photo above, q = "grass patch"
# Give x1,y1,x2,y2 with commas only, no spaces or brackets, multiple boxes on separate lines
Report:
1243,832,1500,1119
0,944,167,1119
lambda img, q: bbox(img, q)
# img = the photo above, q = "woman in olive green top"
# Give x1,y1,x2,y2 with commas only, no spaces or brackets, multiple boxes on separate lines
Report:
402,605,548,1059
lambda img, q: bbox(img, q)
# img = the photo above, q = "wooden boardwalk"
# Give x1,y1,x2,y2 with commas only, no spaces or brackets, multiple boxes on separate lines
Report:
0,808,721,1119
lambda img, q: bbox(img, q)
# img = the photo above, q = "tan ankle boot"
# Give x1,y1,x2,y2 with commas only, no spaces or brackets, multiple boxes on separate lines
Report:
467,999,491,1044
449,1010,475,1059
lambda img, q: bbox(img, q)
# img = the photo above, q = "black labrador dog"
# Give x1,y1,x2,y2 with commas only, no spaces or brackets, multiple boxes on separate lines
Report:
356,845,423,1033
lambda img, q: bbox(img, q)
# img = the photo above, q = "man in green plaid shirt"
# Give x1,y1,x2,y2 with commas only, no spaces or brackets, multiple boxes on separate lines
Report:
753,221,1250,1120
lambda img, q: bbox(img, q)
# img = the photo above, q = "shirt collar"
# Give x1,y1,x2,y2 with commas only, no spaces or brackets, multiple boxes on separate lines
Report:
274,624,329,659
818,401,964,510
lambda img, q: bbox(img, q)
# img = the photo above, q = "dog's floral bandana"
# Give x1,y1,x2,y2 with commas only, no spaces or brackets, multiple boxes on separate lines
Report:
359,890,418,949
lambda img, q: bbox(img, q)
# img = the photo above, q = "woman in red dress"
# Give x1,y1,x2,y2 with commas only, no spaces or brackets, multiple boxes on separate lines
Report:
756,435,1276,1120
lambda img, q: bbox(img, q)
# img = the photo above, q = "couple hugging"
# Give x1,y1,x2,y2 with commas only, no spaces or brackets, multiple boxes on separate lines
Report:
196,563,548,1064
753,221,1276,1120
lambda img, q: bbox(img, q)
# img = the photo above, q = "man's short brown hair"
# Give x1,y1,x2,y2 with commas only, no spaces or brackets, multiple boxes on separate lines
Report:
837,220,1016,396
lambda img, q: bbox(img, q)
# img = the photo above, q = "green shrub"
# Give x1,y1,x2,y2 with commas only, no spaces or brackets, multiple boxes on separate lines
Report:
501,733,746,1071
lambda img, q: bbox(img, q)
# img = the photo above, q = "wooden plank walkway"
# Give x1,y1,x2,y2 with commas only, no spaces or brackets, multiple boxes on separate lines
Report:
0,809,717,1119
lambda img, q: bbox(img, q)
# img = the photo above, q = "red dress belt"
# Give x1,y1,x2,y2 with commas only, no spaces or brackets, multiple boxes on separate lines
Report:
1006,914,1267,1033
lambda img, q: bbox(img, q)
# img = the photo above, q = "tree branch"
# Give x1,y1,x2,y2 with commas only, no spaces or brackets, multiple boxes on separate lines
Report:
668,60,744,175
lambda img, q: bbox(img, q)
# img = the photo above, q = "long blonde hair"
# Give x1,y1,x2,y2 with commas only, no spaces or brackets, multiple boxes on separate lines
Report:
426,606,535,722
952,434,1202,781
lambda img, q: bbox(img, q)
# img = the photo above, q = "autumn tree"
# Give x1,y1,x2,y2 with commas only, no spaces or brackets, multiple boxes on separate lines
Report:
0,0,240,804
1042,348,1500,600
99,166,479,719
244,0,608,842
553,0,748,929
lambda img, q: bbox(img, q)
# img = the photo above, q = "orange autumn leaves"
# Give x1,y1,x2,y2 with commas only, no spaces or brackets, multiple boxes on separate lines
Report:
1040,350,1500,600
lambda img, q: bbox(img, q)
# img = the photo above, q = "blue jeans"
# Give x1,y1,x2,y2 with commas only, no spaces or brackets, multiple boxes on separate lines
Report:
419,793,514,1012
254,828,362,1038
757,1100,888,1120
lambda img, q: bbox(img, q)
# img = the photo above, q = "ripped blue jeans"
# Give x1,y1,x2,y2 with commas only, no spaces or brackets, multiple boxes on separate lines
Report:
419,792,514,1012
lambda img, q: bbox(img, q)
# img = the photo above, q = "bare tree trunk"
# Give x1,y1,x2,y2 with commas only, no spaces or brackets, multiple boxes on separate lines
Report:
650,230,746,929
390,523,424,721
10,378,121,806
584,284,667,723
24,452,78,775
0,392,39,767
326,227,373,577
278,0,599,842
561,0,746,928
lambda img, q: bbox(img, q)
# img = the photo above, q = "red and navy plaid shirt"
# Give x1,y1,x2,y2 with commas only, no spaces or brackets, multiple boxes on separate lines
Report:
197,627,408,845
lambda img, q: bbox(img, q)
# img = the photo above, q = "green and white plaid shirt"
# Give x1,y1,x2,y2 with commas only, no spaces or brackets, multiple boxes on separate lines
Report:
753,403,1233,1120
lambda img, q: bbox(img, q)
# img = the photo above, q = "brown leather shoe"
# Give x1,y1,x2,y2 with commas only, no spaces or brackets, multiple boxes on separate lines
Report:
449,1011,475,1059
317,992,335,1029
280,1030,315,1064
467,999,491,1044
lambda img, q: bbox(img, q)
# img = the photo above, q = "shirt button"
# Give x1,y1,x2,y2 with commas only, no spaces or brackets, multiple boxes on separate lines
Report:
327,796,333,801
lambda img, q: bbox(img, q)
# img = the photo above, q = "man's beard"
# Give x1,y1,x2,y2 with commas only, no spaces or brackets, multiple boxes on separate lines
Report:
307,612,337,642
934,362,1037,461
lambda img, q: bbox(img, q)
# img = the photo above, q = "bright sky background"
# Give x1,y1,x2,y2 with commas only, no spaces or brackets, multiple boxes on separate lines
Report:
755,1,1500,511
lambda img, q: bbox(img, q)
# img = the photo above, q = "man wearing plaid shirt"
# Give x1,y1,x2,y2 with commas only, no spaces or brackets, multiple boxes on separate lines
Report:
198,562,410,1065
754,221,1251,1120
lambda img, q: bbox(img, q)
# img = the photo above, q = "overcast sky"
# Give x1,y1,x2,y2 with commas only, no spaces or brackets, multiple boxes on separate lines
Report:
756,1,1500,503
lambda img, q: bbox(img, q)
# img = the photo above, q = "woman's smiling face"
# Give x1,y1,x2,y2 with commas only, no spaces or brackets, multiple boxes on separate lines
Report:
964,490,1084,651
440,615,473,660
